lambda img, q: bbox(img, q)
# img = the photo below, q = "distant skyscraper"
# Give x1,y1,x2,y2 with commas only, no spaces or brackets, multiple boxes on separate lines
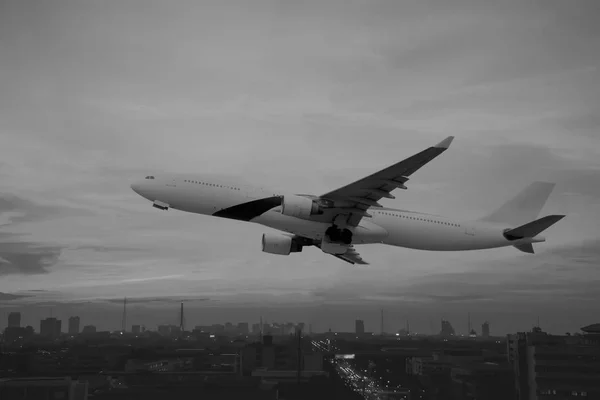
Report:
252,323,260,334
355,319,365,335
68,316,80,335
158,325,171,336
237,322,249,335
82,325,96,334
482,321,490,338
8,312,21,328
440,319,455,336
132,325,141,335
40,317,61,338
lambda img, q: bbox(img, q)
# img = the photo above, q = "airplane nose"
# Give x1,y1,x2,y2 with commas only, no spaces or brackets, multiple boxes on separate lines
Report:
131,181,142,195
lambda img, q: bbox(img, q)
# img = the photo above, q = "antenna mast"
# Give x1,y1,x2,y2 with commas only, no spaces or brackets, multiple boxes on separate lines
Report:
122,297,127,332
179,302,185,332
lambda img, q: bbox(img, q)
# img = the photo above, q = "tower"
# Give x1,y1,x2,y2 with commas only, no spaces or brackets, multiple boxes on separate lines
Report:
482,321,490,338
68,316,80,335
179,301,185,332
468,312,471,335
121,297,127,332
380,309,384,336
8,312,21,328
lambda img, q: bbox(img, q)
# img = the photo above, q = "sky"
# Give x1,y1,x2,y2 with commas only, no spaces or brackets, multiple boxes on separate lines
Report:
1,0,599,335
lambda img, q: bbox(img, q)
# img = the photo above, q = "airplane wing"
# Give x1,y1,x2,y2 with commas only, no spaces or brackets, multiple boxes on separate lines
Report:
333,245,369,265
320,136,454,226
303,237,369,265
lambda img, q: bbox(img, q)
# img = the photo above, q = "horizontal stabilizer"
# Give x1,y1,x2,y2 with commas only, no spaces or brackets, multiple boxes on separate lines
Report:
514,243,535,254
504,215,565,240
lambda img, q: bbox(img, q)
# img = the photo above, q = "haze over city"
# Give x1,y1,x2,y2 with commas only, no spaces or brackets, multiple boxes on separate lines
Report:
1,0,599,335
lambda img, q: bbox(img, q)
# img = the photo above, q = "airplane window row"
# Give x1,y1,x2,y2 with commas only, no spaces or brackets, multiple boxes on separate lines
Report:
145,176,155,179
184,180,240,191
377,211,459,227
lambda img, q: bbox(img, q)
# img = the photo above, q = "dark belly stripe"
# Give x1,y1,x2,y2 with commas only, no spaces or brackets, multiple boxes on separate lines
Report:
212,196,282,221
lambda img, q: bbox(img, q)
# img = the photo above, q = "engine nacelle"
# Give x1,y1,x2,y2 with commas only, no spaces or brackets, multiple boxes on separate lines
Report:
281,195,323,219
261,233,303,255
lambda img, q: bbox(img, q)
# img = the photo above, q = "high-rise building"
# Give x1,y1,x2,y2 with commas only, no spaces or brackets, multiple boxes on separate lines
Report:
68,316,80,335
40,318,61,338
82,325,96,334
8,312,21,328
158,325,171,336
482,321,490,338
237,322,249,335
441,319,455,336
132,325,141,335
355,319,365,335
252,323,261,334
507,328,600,399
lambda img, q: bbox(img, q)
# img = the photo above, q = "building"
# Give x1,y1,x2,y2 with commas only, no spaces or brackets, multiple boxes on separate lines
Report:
441,319,456,336
8,312,21,328
355,319,365,335
482,321,490,338
0,377,88,400
3,326,35,343
507,327,600,400
451,362,515,400
237,322,249,335
82,325,97,334
132,325,141,334
40,317,61,338
68,316,80,335
252,323,261,334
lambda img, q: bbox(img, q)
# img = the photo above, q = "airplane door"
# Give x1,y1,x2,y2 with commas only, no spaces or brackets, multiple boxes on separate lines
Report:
464,225,475,236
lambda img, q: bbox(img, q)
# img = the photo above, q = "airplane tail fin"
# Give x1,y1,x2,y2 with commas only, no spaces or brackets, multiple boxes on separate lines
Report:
505,215,566,254
480,181,556,226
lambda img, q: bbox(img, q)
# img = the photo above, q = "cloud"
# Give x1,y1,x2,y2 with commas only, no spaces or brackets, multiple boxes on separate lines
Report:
0,194,91,224
0,292,31,301
103,297,210,305
0,241,62,275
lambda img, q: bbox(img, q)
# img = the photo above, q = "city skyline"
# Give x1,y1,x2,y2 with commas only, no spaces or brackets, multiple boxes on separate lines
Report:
0,302,592,336
1,0,600,335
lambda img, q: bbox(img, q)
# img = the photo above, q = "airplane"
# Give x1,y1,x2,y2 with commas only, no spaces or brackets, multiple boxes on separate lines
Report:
130,136,565,265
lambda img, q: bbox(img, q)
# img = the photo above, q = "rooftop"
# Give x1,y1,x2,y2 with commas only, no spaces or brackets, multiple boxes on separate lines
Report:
581,323,600,334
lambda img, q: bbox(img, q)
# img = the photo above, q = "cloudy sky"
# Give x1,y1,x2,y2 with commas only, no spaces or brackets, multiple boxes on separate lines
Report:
1,0,599,335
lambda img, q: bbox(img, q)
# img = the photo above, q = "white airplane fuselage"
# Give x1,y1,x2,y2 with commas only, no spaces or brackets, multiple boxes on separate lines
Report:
131,174,543,252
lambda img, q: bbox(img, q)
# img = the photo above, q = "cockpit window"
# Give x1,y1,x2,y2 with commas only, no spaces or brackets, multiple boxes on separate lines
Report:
145,176,155,180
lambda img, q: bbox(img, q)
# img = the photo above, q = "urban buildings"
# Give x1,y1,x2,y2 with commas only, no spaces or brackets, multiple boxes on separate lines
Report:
132,325,141,335
355,319,365,335
237,322,249,335
507,327,600,399
441,319,456,336
482,321,490,338
0,377,88,400
8,312,21,328
68,316,80,335
40,318,61,339
81,325,97,334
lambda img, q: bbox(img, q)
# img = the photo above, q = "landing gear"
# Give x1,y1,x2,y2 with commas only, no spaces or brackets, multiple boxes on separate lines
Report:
325,225,353,245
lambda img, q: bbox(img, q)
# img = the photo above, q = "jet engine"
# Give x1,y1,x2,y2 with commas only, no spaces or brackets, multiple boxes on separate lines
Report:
281,195,324,219
261,233,303,255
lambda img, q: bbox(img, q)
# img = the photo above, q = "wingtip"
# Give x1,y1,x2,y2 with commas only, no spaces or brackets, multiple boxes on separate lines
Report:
434,136,454,149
